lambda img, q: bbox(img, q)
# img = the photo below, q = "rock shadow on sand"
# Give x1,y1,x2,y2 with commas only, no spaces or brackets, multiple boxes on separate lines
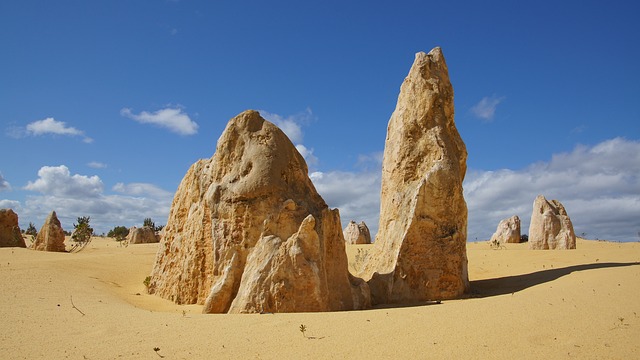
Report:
470,262,640,298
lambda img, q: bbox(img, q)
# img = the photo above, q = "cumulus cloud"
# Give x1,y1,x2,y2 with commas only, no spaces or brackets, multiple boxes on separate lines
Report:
356,151,384,170
470,95,505,121
259,109,319,168
0,173,10,191
310,138,639,243
295,144,318,167
121,106,199,135
465,137,640,241
310,170,382,237
259,109,313,144
113,182,173,198
18,165,173,234
0,199,20,210
24,165,103,198
22,117,93,143
87,161,107,169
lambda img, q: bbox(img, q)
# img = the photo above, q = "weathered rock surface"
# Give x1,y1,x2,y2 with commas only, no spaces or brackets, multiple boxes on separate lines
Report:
127,226,159,244
0,209,25,248
343,220,371,245
33,211,66,252
489,215,521,244
359,47,469,304
149,110,370,313
529,195,576,250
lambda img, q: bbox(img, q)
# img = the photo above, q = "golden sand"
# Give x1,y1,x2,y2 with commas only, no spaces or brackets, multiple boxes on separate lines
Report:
1,238,638,359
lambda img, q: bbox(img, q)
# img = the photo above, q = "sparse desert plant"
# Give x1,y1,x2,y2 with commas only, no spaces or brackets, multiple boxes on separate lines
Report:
143,218,165,233
68,216,94,253
25,222,37,237
25,222,37,245
72,216,93,243
143,217,155,229
520,234,529,242
143,276,151,293
355,248,369,263
299,324,307,338
489,238,505,250
108,225,129,242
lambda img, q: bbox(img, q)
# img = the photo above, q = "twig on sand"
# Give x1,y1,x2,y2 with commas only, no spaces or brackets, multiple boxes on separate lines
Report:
153,347,165,358
70,295,85,316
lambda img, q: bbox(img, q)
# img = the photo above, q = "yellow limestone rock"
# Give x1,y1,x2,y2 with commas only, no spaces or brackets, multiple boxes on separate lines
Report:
149,110,369,313
489,215,521,244
343,220,371,244
0,209,25,248
528,195,576,250
127,226,159,244
359,48,469,304
33,211,66,252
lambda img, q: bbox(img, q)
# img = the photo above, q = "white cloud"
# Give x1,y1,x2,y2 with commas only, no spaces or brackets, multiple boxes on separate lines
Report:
312,138,640,243
87,161,107,169
259,109,318,169
0,173,10,191
356,151,384,170
113,182,173,198
24,165,103,198
259,109,313,144
17,166,173,234
465,137,640,241
295,144,318,167
0,199,20,209
24,117,93,142
121,106,199,135
310,170,381,237
470,95,505,121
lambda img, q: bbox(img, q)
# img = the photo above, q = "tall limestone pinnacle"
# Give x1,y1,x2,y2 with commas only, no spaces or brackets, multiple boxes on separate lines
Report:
149,110,369,313
359,47,470,304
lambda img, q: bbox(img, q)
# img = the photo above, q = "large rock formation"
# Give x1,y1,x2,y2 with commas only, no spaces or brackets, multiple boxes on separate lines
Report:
127,226,159,244
528,195,576,250
359,47,469,304
343,220,371,245
489,215,521,244
0,209,25,248
149,110,370,313
33,211,66,252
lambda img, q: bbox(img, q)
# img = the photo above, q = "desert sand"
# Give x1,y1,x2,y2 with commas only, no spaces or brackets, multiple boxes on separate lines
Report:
1,238,638,359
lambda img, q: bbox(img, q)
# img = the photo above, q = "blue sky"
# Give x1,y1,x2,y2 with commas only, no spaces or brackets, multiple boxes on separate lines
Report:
1,0,639,241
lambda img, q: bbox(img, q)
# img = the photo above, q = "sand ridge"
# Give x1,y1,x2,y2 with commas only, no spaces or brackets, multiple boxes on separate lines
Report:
1,238,639,359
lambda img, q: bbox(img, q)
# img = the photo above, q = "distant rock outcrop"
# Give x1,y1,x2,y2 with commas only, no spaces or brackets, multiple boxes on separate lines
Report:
149,110,370,313
33,211,66,252
529,195,576,250
359,47,469,304
0,209,25,248
127,226,159,244
489,215,521,245
343,221,371,245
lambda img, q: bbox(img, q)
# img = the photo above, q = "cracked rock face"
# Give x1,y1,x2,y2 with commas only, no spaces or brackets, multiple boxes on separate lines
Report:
0,209,25,248
149,110,369,313
343,221,371,245
127,226,159,244
359,47,469,304
34,211,66,252
490,215,521,244
529,195,576,250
